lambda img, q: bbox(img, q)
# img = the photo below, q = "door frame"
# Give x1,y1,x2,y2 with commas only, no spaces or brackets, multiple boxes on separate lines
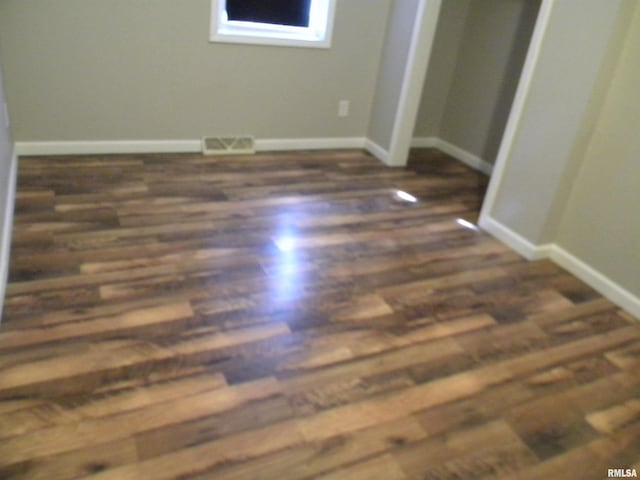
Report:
387,0,554,226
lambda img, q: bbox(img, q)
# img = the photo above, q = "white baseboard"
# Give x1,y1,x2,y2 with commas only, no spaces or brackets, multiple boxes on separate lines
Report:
0,149,18,323
478,214,552,260
412,136,494,176
14,137,369,157
364,138,391,166
15,140,202,156
550,245,640,320
255,137,366,152
12,135,393,170
480,213,640,321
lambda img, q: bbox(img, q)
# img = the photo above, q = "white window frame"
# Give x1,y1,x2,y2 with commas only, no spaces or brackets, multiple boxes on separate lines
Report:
210,0,336,49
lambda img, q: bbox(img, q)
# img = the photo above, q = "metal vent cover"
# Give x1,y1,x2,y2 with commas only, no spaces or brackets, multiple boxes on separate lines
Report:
201,136,255,155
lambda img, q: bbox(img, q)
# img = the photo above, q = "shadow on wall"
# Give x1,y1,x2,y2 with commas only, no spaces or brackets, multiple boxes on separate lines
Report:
482,0,541,162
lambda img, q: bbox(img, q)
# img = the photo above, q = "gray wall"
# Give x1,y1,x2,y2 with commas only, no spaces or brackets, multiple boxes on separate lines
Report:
489,0,634,245
367,0,420,151
0,50,15,319
0,61,11,170
0,0,390,141
0,54,14,229
414,0,539,165
414,0,470,139
439,0,539,164
557,2,640,298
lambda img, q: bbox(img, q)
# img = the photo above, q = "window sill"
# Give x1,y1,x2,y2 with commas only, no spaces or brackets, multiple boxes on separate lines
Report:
210,26,331,49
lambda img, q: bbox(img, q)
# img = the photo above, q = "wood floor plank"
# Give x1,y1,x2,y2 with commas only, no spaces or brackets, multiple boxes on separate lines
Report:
6,264,179,296
296,325,639,443
0,301,194,349
495,422,640,480
392,419,537,479
129,416,424,480
314,453,407,480
586,398,640,434
0,377,280,467
0,438,139,480
72,372,228,419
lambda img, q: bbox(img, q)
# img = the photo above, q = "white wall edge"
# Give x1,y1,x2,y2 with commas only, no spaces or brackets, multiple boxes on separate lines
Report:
364,138,392,166
550,245,640,320
0,149,18,323
479,214,552,260
14,138,368,157
387,0,442,167
478,0,555,221
412,136,494,175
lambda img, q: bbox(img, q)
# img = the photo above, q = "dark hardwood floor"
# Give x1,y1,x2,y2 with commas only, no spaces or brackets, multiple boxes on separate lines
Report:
0,148,639,479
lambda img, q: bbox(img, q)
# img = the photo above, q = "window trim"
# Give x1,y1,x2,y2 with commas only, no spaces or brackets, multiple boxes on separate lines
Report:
210,0,336,49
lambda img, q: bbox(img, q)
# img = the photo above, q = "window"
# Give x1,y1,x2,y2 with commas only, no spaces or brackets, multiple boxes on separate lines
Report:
210,0,336,48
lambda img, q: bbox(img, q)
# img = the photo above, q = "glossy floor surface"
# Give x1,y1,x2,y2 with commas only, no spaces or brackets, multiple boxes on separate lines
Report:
1,149,639,479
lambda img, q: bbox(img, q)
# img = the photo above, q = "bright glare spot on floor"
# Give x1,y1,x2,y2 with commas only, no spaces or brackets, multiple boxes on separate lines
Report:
395,190,418,203
456,218,480,232
274,236,297,252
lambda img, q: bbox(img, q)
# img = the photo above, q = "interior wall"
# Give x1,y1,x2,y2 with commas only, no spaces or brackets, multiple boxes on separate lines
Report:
413,0,470,139
0,59,12,173
367,0,421,152
556,2,640,298
0,0,390,142
487,0,634,245
0,49,15,319
439,0,539,164
414,0,539,166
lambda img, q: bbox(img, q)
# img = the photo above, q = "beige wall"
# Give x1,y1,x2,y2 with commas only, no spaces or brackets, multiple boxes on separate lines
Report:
0,52,14,226
413,0,470,139
439,0,539,164
489,0,633,244
556,3,640,298
0,57,11,166
414,0,539,165
0,0,390,141
0,50,15,319
367,0,420,151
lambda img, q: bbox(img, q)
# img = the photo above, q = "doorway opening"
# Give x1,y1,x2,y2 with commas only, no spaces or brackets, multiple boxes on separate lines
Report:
408,0,542,218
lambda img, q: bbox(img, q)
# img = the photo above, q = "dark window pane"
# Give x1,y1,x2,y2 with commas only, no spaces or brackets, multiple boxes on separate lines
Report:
226,0,311,27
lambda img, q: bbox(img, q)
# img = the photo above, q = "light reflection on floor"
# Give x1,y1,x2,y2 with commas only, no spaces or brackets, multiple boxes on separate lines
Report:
270,214,307,303
456,218,480,232
394,190,418,203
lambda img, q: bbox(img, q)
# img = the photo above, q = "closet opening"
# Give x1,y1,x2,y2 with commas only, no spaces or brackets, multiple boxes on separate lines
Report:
409,0,542,218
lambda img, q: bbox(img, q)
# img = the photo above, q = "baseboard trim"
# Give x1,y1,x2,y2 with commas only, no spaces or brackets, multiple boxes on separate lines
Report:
15,140,202,156
14,138,369,157
0,149,18,323
480,214,640,320
364,138,392,166
412,136,494,176
550,245,640,320
479,214,553,261
255,137,366,152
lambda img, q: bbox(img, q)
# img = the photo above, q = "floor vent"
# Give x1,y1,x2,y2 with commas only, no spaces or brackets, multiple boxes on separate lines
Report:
201,136,255,155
